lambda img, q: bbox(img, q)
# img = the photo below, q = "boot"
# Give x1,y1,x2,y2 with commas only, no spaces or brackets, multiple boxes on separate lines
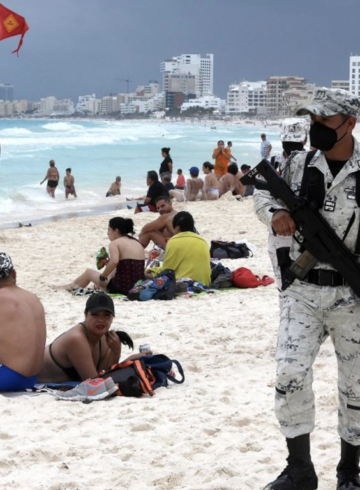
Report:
337,438,360,489
263,434,318,490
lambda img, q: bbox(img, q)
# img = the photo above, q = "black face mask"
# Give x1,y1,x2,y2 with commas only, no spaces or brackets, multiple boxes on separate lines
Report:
282,141,304,156
309,118,348,152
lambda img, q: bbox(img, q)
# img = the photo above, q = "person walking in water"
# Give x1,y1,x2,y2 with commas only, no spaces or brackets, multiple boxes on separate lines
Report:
40,159,60,198
64,168,77,199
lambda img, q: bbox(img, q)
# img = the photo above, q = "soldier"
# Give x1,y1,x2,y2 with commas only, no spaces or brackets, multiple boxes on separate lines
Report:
253,88,360,490
267,119,307,297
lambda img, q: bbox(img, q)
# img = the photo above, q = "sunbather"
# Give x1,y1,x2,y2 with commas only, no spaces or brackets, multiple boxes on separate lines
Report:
65,217,145,295
0,253,46,391
38,292,151,382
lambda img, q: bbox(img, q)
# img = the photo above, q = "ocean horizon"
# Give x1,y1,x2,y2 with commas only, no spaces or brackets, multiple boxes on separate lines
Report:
0,118,282,228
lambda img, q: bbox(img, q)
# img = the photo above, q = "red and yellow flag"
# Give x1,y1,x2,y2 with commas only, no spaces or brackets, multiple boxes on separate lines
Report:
0,3,28,55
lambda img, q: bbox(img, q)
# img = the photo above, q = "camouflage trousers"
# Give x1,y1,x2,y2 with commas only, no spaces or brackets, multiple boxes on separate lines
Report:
275,294,360,445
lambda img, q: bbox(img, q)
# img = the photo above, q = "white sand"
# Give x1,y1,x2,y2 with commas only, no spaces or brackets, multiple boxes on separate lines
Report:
0,196,339,489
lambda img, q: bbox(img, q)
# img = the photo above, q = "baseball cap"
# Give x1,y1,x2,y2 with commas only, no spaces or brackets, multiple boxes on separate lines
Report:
0,252,14,280
85,292,115,316
296,87,360,118
189,166,199,176
280,118,308,143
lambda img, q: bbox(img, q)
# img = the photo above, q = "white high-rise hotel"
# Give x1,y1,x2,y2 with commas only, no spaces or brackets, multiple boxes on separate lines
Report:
349,55,360,97
160,53,214,97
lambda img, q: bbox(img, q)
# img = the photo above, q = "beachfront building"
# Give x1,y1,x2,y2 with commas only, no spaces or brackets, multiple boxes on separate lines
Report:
161,53,214,97
40,96,57,115
99,96,118,115
76,94,98,115
180,95,224,113
266,76,307,116
0,83,14,102
0,99,30,116
135,80,159,97
226,81,267,115
332,80,350,91
145,93,165,113
39,96,75,116
350,55,360,97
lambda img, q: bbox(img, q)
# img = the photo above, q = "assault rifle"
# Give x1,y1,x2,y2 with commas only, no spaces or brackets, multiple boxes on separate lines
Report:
240,159,360,296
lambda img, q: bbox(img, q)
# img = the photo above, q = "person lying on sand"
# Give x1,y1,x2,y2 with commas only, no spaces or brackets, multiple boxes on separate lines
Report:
0,253,46,391
139,196,177,249
64,217,145,295
38,292,151,383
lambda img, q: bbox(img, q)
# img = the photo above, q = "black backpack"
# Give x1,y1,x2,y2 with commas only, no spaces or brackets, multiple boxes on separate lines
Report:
210,240,252,260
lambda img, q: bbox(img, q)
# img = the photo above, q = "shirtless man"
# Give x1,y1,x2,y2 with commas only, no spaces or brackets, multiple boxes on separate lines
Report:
219,162,246,197
0,253,46,391
64,168,77,199
138,196,177,249
40,159,60,198
106,176,121,197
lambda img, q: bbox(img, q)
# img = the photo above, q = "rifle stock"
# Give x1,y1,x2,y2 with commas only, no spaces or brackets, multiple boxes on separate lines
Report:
241,159,360,297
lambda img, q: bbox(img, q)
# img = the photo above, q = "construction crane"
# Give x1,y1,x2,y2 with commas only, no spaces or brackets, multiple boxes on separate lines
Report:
116,78,132,94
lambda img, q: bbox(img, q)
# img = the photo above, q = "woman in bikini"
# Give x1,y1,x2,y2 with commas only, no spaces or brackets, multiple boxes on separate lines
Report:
40,159,60,198
65,217,145,295
38,292,151,383
202,161,220,200
185,166,204,201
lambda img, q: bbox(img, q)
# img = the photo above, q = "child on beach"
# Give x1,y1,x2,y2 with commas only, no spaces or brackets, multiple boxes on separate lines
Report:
175,169,185,190
64,168,77,199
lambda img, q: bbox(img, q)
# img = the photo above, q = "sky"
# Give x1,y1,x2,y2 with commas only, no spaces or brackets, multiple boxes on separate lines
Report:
1,0,360,102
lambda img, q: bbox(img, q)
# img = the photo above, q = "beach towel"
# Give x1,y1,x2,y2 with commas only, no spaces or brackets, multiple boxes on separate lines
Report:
231,267,275,289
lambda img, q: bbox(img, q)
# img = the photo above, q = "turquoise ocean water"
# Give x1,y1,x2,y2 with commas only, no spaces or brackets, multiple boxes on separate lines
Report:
0,119,282,228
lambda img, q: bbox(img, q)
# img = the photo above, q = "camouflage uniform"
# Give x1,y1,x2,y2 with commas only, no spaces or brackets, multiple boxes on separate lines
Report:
254,140,360,444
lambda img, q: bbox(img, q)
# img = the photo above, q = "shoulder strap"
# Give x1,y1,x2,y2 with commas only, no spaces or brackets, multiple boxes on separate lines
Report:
270,156,276,168
299,150,325,209
166,360,185,384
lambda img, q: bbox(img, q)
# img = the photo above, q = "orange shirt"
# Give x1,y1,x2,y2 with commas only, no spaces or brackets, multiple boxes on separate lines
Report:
213,148,230,176
176,174,185,187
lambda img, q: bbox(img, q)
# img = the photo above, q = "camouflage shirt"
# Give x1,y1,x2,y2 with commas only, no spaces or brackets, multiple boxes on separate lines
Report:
254,138,360,309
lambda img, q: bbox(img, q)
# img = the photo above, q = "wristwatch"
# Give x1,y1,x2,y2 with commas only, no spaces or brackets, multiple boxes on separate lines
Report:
99,275,108,282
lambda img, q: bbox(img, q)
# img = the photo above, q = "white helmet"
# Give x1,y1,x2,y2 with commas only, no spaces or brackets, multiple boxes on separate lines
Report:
280,118,309,143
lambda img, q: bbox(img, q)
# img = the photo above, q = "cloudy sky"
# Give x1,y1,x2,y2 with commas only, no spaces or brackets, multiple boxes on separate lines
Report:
1,0,360,102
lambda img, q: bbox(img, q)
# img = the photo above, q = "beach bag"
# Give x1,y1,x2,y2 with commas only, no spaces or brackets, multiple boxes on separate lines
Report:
231,267,274,289
142,355,185,389
127,269,176,301
210,241,252,260
99,355,185,397
99,358,156,397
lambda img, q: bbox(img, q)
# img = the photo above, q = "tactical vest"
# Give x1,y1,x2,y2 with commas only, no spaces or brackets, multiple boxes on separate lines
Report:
299,150,360,255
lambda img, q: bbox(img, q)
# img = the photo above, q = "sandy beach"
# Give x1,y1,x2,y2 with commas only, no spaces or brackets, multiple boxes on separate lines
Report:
0,193,342,490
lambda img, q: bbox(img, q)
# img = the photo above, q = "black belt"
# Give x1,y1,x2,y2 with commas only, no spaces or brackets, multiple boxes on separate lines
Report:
305,269,347,287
